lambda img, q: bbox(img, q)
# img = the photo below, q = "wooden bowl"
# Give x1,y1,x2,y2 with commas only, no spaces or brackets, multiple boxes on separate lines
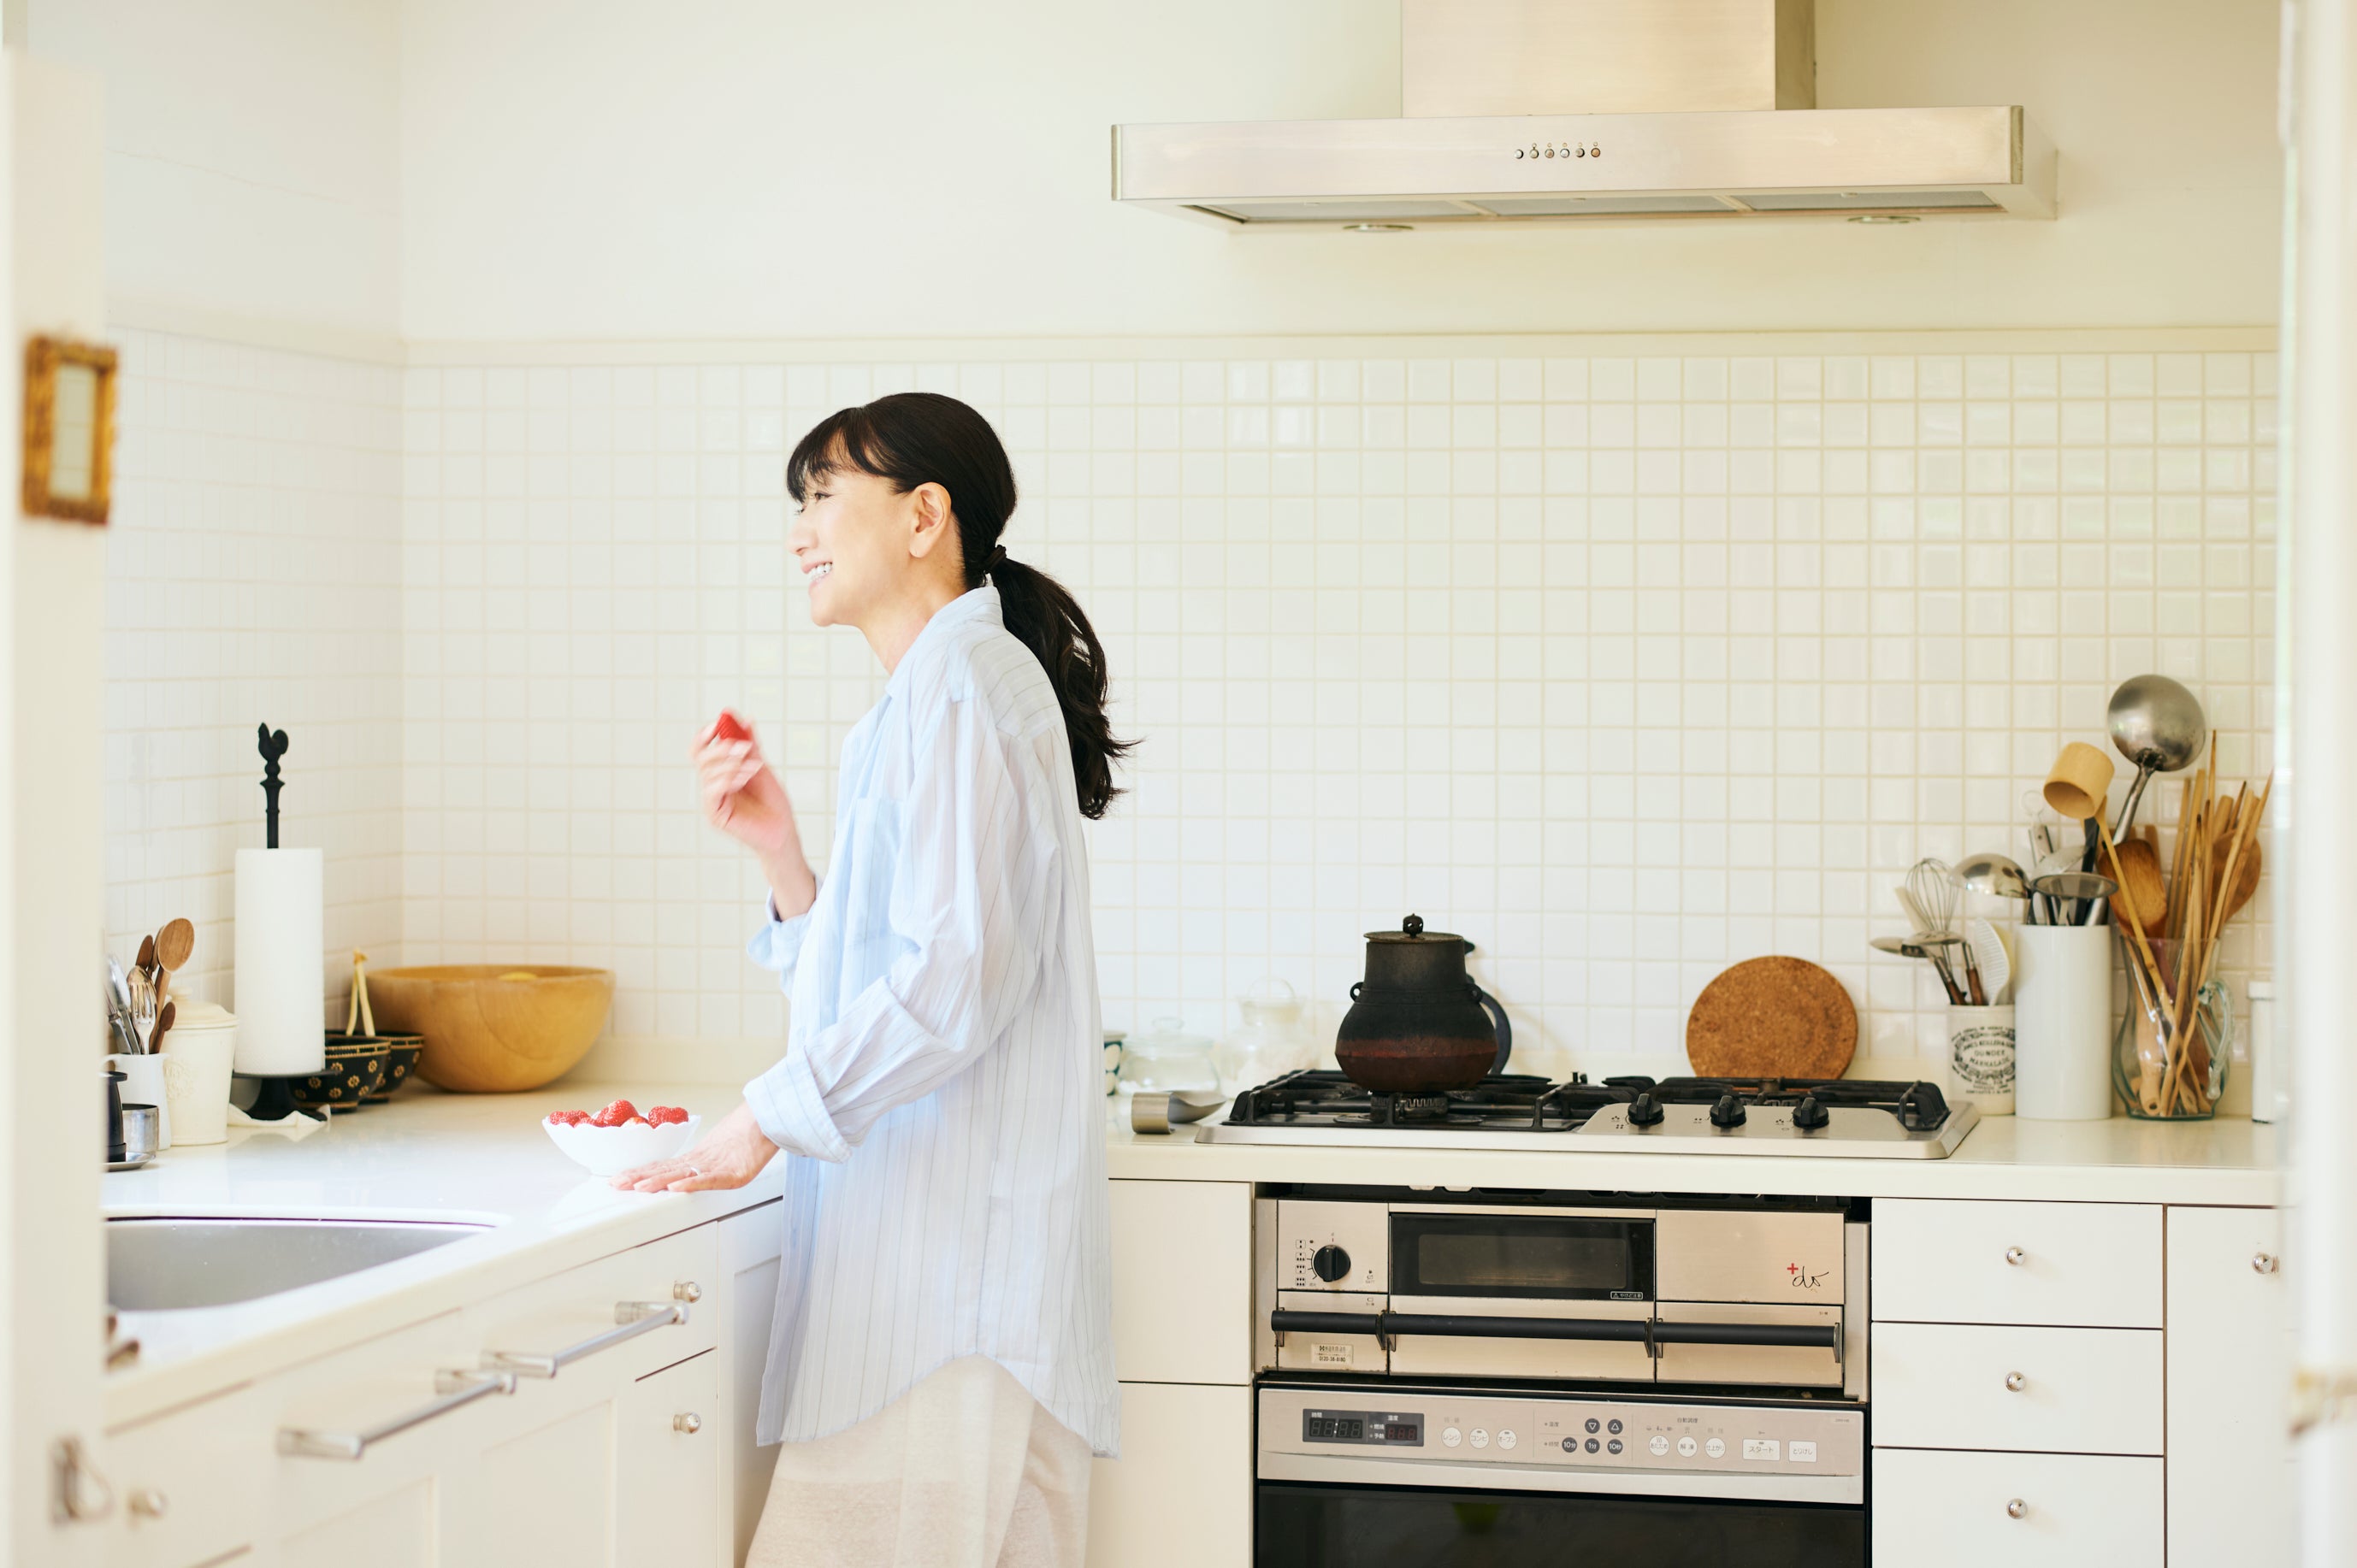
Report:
368,966,615,1093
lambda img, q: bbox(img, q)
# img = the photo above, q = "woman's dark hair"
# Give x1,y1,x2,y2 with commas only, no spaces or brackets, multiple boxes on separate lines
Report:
787,392,1132,819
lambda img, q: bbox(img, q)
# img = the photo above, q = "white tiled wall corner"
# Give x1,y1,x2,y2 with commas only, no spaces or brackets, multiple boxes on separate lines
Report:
105,330,405,1016
395,345,2277,1070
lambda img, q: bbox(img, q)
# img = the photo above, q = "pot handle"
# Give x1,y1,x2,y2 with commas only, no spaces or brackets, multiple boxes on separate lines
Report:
1470,981,1511,1075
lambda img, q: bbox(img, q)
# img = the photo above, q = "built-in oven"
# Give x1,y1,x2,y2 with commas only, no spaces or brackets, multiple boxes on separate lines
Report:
1250,1188,1870,1566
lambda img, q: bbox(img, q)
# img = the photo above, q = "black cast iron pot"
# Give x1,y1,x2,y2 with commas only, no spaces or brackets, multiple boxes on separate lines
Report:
1334,914,1512,1093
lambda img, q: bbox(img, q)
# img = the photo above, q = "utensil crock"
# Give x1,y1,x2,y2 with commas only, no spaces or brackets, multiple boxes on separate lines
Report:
1335,914,1511,1093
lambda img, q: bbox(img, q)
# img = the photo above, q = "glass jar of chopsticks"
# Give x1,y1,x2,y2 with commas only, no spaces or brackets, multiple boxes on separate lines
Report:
2109,934,2233,1120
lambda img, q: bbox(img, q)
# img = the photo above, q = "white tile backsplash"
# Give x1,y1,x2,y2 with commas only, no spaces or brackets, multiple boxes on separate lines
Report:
106,331,405,1012
391,343,2277,1071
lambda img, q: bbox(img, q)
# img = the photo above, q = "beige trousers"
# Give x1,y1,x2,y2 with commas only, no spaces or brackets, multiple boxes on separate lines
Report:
747,1356,1092,1568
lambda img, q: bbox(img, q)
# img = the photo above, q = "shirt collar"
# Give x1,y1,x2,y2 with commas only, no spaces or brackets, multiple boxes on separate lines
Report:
885,585,1003,702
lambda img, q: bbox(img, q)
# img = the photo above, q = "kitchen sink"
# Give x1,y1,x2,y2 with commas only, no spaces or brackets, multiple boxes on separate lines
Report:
105,1217,494,1311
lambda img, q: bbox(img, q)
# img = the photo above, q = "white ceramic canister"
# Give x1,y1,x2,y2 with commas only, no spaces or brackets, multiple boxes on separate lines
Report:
1944,1005,2016,1117
161,1000,237,1145
2013,923,2115,1120
2246,978,2282,1123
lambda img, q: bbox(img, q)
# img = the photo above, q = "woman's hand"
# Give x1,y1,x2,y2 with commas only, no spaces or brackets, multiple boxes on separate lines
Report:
693,717,817,917
611,1102,779,1193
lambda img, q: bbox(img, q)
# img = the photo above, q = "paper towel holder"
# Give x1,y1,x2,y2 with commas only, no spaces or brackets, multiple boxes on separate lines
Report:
257,723,289,848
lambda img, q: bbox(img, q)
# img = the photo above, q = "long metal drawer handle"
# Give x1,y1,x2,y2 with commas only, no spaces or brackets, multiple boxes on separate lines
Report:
484,1300,688,1378
277,1370,517,1461
1269,1310,1841,1358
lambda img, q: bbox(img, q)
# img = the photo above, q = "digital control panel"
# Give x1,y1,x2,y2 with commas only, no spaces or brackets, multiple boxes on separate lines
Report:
1301,1409,1424,1447
1261,1387,1863,1482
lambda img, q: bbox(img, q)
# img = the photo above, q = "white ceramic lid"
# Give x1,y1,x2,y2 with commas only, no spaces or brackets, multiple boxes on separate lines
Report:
168,1000,235,1029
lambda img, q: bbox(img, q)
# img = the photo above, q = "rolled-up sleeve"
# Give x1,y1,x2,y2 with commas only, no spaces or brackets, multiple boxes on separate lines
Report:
747,899,815,987
743,699,1060,1161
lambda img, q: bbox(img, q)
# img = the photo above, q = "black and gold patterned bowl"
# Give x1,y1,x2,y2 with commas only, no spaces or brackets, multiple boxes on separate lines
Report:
367,1035,424,1104
297,1037,390,1114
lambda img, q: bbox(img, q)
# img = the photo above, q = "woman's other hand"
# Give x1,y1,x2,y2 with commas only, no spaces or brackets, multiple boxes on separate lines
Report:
611,1102,780,1193
694,716,818,917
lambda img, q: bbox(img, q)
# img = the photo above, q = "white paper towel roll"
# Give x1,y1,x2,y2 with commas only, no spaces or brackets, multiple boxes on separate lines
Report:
233,846,325,1075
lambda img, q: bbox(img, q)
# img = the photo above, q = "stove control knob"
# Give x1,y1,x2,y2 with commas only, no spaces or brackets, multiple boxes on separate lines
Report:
1312,1245,1351,1282
1791,1093,1830,1130
1627,1092,1665,1128
1709,1093,1747,1129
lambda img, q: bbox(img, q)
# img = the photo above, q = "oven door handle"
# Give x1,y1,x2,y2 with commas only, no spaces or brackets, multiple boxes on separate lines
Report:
1270,1310,1652,1350
1270,1310,1843,1360
1651,1320,1845,1360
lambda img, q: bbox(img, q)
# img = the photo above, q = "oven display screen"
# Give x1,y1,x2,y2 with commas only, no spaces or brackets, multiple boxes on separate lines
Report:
1392,1214,1655,1300
1303,1411,1422,1447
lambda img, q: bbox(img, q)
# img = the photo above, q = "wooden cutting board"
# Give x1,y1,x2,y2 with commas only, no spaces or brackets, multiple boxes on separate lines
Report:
1685,957,1858,1079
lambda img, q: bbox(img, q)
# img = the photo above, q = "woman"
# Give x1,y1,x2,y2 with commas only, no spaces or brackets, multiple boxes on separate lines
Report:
613,392,1125,1567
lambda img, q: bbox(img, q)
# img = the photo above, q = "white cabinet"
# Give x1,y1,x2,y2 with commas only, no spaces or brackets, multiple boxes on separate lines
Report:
1874,1199,2162,1327
2166,1205,2293,1567
103,1384,265,1568
1873,1322,2162,1454
1108,1179,1251,1384
717,1201,784,1564
1085,1382,1251,1568
1871,1448,2163,1566
619,1349,722,1567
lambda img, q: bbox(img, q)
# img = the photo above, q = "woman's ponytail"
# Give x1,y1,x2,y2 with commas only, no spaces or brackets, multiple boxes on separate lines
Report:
787,392,1134,818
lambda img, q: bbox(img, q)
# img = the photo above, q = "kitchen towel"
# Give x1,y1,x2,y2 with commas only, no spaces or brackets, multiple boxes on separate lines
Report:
233,847,326,1076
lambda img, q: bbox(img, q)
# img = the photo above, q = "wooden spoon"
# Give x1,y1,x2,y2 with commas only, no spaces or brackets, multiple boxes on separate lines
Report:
148,999,176,1055
2107,834,2169,940
153,917,194,1014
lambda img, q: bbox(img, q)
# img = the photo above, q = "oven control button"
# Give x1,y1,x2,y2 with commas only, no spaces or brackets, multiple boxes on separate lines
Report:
1442,1427,1462,1447
1677,1436,1698,1457
1470,1429,1489,1449
1498,1429,1517,1451
1584,1418,1600,1435
1562,1437,1578,1453
1311,1245,1351,1282
1608,1439,1624,1455
1743,1439,1781,1461
1607,1419,1622,1435
1788,1441,1816,1463
1705,1438,1727,1459
1710,1093,1747,1128
1649,1435,1670,1456
1584,1438,1599,1454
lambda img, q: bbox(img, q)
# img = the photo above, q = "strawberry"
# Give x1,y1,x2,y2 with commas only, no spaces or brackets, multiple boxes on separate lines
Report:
589,1098,638,1128
712,710,751,742
546,1109,590,1126
648,1105,689,1125
622,1116,650,1127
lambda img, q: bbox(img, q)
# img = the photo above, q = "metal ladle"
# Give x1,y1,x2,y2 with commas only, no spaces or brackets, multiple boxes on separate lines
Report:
2107,674,2207,836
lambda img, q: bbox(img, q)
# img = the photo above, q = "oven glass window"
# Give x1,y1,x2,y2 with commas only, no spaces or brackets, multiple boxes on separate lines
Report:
1391,1215,1654,1300
1258,1483,1864,1567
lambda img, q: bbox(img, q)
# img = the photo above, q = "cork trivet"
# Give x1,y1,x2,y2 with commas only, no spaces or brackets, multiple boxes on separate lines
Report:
1685,957,1858,1080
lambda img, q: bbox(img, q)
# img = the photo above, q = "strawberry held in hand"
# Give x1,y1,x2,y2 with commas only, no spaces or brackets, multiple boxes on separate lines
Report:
712,710,751,742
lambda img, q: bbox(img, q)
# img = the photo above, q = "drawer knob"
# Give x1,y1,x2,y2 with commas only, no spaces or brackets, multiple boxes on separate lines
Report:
128,1488,168,1520
2005,1371,2027,1393
2254,1253,2278,1276
674,1412,704,1435
2004,1247,2026,1266
2006,1498,2028,1520
674,1280,703,1303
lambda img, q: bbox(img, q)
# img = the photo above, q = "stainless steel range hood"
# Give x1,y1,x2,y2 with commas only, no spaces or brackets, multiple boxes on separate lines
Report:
1113,0,2054,229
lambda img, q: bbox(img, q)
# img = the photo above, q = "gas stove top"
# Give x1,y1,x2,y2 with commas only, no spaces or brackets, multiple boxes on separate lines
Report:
1205,1070,1979,1158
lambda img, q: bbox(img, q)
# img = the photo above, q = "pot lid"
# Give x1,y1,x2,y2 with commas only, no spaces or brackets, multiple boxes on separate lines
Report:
1364,913,1466,944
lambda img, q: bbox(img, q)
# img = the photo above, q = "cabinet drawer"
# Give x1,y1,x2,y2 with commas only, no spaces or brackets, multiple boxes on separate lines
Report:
1109,1181,1250,1384
1086,1382,1250,1568
472,1224,718,1382
1870,1449,2161,1567
1874,1323,2161,1454
106,1386,263,1568
1873,1200,2159,1327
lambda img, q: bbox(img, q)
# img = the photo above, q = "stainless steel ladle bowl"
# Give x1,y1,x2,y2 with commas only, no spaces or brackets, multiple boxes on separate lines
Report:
2106,674,2206,834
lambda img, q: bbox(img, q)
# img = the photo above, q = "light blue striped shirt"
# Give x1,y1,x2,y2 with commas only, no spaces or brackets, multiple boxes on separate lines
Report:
742,586,1119,1455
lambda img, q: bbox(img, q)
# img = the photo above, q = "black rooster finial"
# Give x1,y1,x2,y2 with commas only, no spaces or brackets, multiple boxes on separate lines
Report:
257,723,289,848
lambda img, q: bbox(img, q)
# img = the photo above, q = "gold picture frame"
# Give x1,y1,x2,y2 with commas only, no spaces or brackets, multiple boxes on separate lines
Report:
22,334,117,526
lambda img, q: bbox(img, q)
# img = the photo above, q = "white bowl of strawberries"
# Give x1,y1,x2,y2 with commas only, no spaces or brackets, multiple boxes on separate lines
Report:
542,1099,700,1176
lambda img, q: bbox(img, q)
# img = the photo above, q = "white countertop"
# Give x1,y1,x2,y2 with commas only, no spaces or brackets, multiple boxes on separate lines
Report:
101,1087,784,1430
1106,1105,2284,1205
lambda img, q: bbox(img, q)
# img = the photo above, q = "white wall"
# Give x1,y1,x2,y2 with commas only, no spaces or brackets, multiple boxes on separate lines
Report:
399,0,2283,342
28,0,402,342
398,334,2276,1072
